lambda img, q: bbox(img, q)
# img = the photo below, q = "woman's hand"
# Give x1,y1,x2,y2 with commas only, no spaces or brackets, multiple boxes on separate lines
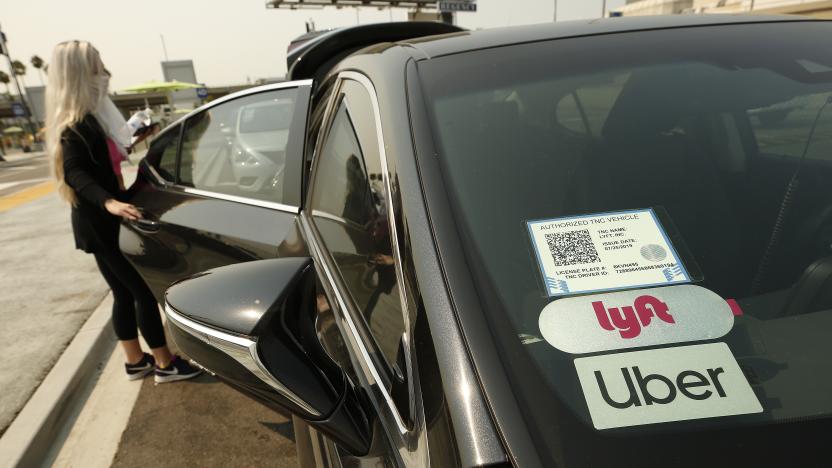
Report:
104,199,142,220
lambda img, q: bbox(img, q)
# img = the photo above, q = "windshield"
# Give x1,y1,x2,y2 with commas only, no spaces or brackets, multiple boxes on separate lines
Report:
418,22,832,467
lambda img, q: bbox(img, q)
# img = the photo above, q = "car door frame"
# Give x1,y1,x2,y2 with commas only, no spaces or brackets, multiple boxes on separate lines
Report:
143,79,313,211
299,70,431,466
124,79,313,301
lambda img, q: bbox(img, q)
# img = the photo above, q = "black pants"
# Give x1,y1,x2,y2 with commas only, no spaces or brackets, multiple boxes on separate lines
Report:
93,247,167,348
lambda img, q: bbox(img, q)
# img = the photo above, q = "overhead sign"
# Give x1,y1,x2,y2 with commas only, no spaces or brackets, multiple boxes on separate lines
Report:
538,285,735,354
439,0,476,12
11,103,25,117
574,343,762,430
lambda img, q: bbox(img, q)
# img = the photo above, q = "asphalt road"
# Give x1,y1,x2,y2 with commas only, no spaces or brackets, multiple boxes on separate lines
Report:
112,371,299,467
0,152,51,197
0,152,108,436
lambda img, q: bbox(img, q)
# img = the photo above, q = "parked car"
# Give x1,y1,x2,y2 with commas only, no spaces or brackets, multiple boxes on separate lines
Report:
121,17,832,467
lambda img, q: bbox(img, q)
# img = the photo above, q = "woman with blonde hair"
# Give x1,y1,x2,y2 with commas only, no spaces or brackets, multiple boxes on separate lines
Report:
46,40,200,383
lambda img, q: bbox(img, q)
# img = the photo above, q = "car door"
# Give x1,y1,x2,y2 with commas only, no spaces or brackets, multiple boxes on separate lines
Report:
300,72,428,466
121,80,312,301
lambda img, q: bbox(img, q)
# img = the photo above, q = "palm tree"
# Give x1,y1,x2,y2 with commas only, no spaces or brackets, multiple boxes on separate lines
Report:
11,60,26,80
0,71,9,98
30,55,45,85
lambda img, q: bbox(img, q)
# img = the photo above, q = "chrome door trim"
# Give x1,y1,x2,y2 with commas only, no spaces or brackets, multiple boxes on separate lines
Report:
144,161,172,187
304,71,417,433
176,186,300,214
338,71,412,351
164,303,319,417
300,213,409,434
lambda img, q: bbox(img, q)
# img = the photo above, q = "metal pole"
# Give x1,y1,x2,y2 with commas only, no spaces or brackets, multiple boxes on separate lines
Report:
160,34,169,61
749,0,755,11
0,25,38,139
553,0,558,21
602,0,607,18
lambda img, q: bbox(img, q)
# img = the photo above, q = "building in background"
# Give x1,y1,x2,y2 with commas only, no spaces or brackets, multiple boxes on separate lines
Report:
161,60,200,110
615,0,832,17
615,0,693,16
24,86,44,125
694,0,832,17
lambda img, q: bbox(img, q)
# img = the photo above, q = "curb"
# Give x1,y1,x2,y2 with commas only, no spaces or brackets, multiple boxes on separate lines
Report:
0,292,115,468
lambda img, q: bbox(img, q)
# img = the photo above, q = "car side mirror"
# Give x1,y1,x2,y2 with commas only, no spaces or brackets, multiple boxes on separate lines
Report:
164,258,371,455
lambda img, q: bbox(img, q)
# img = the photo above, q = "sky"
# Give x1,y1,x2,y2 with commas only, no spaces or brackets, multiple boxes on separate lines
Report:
1,0,625,92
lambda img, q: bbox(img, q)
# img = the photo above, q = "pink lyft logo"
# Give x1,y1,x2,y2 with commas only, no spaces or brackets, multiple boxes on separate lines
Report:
592,295,674,339
538,285,735,354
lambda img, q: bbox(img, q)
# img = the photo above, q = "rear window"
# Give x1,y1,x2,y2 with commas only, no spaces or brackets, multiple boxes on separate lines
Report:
418,21,832,467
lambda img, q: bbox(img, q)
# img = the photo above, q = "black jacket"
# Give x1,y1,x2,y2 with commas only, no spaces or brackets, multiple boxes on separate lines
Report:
61,114,122,253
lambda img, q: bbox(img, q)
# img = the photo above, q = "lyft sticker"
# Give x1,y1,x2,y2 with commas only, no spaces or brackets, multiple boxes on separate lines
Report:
574,343,762,430
527,209,690,296
539,285,734,354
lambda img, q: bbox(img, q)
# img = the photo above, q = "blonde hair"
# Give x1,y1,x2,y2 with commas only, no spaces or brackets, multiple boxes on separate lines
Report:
45,40,107,206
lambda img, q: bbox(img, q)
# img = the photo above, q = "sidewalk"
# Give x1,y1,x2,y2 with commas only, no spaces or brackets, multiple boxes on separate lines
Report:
54,335,299,467
0,150,47,164
0,149,299,466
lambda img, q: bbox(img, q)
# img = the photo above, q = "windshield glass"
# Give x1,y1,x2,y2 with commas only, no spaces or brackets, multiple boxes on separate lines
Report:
418,22,832,467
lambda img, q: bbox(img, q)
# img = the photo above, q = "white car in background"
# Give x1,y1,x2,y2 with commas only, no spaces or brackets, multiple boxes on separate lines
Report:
230,98,294,193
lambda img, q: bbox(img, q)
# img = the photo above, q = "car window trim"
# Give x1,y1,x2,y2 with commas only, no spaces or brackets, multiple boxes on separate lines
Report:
151,79,314,143
303,71,415,435
307,84,400,383
149,82,314,214
301,213,409,435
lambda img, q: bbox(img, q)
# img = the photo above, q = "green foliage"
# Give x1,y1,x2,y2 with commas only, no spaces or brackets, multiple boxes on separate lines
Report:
30,55,44,69
11,60,25,76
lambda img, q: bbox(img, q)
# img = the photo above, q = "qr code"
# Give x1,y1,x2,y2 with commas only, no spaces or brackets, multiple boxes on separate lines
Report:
545,229,601,266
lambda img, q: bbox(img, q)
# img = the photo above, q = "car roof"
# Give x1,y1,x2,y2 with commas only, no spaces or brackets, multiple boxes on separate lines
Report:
400,14,822,59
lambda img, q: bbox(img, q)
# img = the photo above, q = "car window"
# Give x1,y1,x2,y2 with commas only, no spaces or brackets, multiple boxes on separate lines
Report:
178,88,298,202
309,81,405,382
146,123,180,182
419,22,832,467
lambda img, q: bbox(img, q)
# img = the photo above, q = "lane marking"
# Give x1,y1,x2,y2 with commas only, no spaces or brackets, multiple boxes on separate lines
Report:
0,181,56,213
0,178,49,192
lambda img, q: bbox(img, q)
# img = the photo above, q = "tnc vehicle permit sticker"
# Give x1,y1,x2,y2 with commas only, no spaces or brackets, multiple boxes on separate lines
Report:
539,285,734,354
527,209,691,296
574,343,763,430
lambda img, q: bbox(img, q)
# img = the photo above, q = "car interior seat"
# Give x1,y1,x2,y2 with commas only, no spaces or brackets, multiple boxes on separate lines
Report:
567,68,747,297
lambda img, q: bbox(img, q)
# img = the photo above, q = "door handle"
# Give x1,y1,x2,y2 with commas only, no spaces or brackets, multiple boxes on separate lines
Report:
130,217,161,233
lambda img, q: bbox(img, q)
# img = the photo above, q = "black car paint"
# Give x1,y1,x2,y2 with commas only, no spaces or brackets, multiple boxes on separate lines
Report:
121,84,311,303
120,16,825,468
165,257,373,455
286,21,463,81
121,61,491,465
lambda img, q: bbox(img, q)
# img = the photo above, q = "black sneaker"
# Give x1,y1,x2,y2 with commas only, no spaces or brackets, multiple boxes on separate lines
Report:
125,353,155,381
154,355,202,384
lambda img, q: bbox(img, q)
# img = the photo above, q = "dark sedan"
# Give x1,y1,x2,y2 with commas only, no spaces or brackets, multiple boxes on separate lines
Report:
122,16,832,467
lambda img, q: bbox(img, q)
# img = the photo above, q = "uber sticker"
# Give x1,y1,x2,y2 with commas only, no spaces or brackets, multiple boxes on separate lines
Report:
539,285,734,354
527,209,690,297
574,343,762,430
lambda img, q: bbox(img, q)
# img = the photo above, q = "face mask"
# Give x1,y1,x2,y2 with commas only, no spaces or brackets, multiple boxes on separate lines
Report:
96,74,110,102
